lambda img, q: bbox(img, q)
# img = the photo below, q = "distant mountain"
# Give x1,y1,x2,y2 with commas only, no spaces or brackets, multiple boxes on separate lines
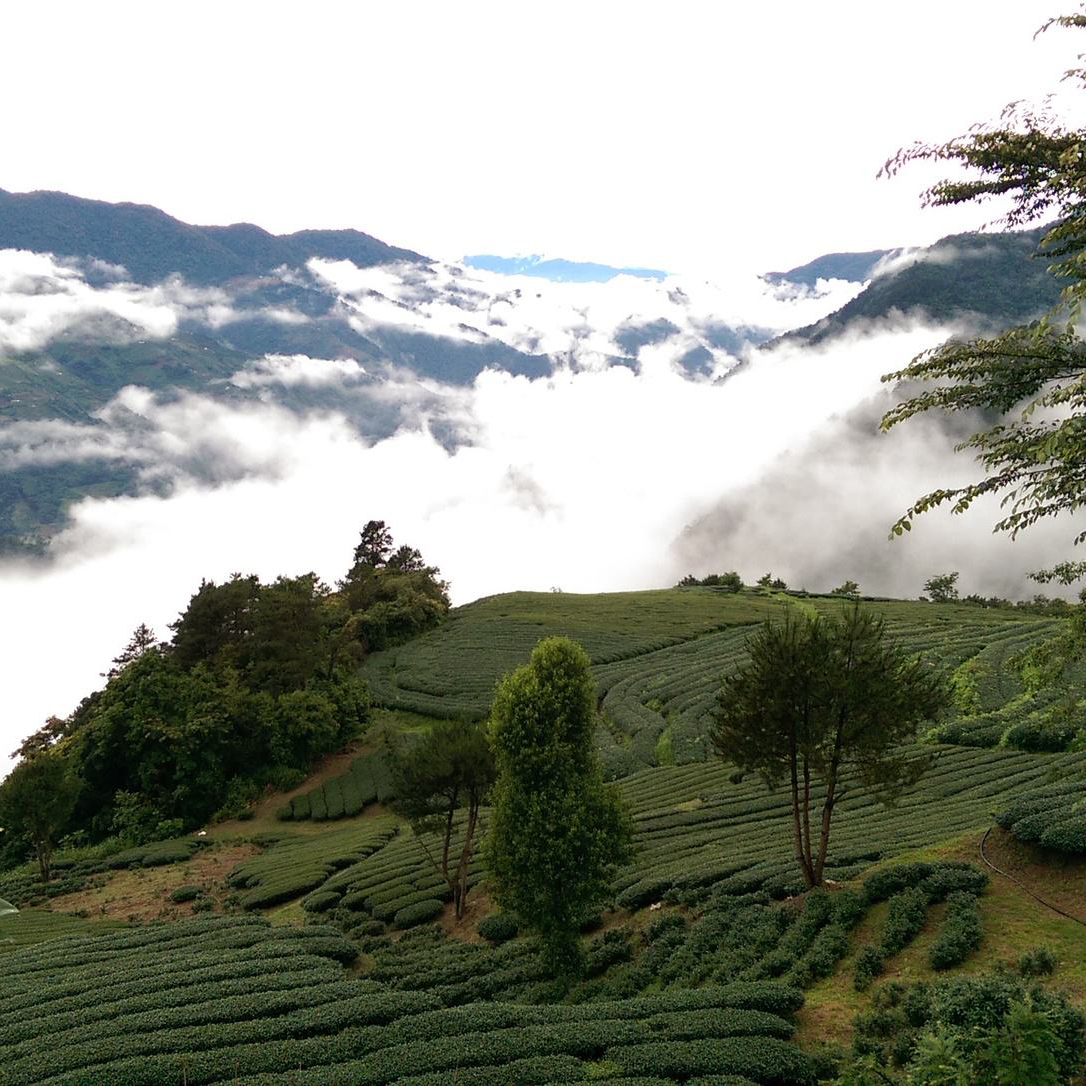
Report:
782,228,1064,345
464,254,667,283
0,187,1064,557
764,249,893,287
0,188,424,285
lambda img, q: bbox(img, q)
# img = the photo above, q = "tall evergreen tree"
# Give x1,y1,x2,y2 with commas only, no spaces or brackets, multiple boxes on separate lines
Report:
486,637,632,977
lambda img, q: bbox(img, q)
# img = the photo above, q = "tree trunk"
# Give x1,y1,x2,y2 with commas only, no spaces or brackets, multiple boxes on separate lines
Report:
814,762,840,885
35,835,51,883
453,800,479,920
801,756,814,885
788,729,815,887
440,802,455,887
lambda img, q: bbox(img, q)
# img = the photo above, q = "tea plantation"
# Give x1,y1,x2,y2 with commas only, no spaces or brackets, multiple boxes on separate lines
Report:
4,588,1086,1084
359,588,787,719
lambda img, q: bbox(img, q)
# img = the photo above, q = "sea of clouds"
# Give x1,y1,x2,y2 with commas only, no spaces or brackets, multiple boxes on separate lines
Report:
0,248,1076,762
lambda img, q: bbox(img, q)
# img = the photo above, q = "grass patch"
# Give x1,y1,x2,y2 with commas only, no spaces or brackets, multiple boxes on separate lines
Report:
796,828,1086,1049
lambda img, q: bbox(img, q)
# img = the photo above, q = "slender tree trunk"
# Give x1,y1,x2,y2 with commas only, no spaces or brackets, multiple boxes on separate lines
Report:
814,727,845,884
453,799,479,920
802,756,815,881
815,770,837,885
788,728,815,887
440,801,455,891
35,834,51,883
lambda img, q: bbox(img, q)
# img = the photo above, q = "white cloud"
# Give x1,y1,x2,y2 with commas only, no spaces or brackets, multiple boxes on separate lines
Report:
869,243,1003,281
0,249,239,353
229,354,367,389
3,310,1027,764
311,257,864,371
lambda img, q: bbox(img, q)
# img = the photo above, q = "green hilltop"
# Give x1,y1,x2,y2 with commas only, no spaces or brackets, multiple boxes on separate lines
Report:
3,581,1086,1085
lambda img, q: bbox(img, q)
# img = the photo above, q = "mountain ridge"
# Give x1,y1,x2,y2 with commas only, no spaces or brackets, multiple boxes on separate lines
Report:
0,188,425,285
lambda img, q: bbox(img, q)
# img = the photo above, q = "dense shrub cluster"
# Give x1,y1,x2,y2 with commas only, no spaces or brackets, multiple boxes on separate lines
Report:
167,885,202,904
853,862,987,990
928,891,983,970
997,780,1086,854
477,912,520,944
851,972,1085,1081
108,837,207,870
1020,945,1059,977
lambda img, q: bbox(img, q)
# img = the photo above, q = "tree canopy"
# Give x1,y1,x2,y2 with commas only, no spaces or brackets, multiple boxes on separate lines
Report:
486,637,632,977
711,606,949,888
880,11,1086,561
0,750,78,881
388,719,495,920
5,519,447,846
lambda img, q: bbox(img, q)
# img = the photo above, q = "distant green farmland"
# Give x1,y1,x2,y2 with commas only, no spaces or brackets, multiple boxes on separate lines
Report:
361,589,1063,775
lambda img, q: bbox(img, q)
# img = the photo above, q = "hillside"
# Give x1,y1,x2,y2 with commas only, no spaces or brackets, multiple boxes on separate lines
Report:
763,249,893,288
3,586,1085,1084
0,188,425,285
782,227,1064,344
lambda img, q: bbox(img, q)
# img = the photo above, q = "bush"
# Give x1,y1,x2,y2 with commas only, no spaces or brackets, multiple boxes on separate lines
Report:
850,971,1086,1082
168,885,201,904
303,890,342,914
394,898,445,929
853,946,883,992
1001,713,1078,753
928,891,982,970
477,912,520,944
1019,946,1058,977
788,924,850,987
212,776,261,822
881,887,929,957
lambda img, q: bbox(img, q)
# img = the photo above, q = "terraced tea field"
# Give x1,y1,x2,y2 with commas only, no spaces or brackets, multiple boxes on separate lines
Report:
360,587,786,719
6,588,1084,1085
0,915,816,1085
596,610,1059,771
613,745,1086,906
0,909,124,951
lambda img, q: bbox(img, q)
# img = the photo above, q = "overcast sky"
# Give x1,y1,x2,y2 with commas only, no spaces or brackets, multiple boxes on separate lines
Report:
4,1,1079,275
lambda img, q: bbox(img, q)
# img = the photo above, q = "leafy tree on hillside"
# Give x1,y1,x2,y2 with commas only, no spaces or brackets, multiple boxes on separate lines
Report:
881,11,1086,560
170,574,261,671
341,522,450,653
102,623,160,679
757,572,787,590
0,750,79,881
925,572,960,603
68,644,368,837
353,519,394,568
487,637,633,977
10,714,69,761
388,720,495,919
711,606,949,888
245,574,332,695
678,571,744,591
831,580,861,597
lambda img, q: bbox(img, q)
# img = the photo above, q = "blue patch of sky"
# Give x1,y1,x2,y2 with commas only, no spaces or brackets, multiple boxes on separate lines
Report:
463,254,668,283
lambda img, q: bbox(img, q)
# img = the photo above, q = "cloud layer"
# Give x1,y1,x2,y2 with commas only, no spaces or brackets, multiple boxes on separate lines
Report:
2,255,1078,766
